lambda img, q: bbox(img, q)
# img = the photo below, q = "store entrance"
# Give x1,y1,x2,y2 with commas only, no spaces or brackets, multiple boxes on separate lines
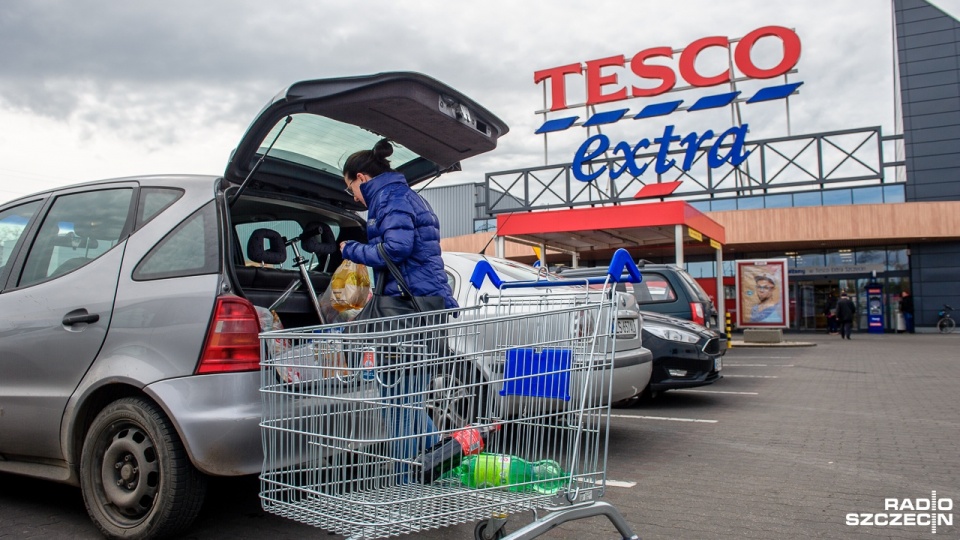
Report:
790,279,841,332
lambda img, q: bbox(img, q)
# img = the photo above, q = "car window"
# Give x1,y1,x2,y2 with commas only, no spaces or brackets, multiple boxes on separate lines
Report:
446,270,456,294
675,268,712,303
237,220,301,270
0,200,43,288
19,188,134,287
134,202,220,280
136,187,183,228
632,272,677,304
257,113,423,182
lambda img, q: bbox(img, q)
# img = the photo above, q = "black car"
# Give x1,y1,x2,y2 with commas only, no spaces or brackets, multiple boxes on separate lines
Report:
560,261,719,328
639,310,725,397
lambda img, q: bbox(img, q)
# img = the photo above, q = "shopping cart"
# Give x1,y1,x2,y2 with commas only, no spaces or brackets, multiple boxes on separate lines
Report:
260,248,643,540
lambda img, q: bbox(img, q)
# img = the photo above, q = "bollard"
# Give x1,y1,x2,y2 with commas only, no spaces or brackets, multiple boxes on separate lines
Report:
725,312,733,349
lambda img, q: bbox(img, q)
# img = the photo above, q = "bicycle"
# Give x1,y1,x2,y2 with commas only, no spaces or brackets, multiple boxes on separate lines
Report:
937,304,955,333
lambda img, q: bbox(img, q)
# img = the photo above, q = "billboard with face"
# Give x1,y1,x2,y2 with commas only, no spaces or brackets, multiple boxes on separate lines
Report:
736,259,789,328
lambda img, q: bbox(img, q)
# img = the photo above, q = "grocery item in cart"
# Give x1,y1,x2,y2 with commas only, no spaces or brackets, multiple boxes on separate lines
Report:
439,453,565,494
413,424,500,483
272,339,349,383
255,305,288,358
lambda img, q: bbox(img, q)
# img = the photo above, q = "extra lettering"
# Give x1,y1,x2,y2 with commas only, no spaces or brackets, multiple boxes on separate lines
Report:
572,124,751,182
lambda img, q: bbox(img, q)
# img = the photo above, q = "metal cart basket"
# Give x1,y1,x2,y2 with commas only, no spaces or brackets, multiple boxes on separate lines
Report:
260,249,642,540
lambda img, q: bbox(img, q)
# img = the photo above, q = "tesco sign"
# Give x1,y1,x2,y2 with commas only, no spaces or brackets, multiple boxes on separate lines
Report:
534,26,801,112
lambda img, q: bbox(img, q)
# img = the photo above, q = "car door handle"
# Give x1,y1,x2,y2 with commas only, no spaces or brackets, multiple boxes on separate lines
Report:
63,311,100,326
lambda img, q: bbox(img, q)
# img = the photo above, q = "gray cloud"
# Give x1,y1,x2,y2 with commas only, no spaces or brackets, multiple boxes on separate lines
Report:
0,0,903,194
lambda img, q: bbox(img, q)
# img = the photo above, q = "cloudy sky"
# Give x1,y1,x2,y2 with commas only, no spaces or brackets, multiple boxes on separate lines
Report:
0,0,956,204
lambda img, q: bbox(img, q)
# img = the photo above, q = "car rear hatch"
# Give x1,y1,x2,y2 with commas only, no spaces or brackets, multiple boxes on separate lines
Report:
223,72,509,211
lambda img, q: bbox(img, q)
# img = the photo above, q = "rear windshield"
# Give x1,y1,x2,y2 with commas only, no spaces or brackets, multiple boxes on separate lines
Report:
675,268,712,303
258,113,421,178
631,271,677,304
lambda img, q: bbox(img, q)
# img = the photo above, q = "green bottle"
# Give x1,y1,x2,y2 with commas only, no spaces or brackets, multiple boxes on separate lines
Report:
439,453,565,494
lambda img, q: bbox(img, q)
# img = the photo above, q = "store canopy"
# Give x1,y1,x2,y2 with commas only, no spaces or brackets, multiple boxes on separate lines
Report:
496,201,725,261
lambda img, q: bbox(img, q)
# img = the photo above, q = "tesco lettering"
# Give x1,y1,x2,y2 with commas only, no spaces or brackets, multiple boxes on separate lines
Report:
534,25,801,111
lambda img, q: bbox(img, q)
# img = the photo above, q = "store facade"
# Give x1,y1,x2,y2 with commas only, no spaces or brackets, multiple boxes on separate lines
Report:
433,0,960,333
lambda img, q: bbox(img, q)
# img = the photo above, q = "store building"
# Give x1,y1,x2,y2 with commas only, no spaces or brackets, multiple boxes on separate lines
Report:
431,0,960,333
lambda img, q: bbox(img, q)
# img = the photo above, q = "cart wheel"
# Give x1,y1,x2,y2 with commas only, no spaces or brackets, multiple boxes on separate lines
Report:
475,520,506,540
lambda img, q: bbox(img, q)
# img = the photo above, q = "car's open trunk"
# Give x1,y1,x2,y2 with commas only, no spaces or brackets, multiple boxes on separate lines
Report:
226,191,367,329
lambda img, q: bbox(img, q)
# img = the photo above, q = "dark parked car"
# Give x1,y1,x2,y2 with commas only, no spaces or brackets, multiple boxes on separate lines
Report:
0,72,507,539
639,310,725,398
560,261,719,328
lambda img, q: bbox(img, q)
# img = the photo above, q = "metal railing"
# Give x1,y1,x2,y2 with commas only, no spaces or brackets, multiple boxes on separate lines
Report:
484,127,904,215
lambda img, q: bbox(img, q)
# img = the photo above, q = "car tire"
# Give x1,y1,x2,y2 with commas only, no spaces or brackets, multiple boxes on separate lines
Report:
635,385,659,403
425,360,486,431
80,397,207,540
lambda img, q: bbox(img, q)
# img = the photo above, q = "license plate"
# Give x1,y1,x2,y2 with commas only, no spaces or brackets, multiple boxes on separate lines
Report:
616,320,637,336
714,357,723,371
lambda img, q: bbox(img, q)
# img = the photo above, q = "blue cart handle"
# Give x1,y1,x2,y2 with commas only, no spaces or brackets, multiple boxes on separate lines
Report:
469,248,642,290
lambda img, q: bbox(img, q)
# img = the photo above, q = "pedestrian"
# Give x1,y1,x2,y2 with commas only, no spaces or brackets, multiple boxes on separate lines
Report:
339,138,458,479
836,290,856,339
824,292,839,334
899,290,915,334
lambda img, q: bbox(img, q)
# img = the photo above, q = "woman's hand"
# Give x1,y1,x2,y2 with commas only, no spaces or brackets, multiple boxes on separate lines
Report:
339,241,347,252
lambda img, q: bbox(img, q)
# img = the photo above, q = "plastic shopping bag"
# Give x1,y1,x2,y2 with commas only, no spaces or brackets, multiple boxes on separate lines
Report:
255,305,292,365
319,260,371,322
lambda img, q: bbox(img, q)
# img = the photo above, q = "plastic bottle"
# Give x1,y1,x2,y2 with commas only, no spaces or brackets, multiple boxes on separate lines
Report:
438,453,565,494
412,424,499,484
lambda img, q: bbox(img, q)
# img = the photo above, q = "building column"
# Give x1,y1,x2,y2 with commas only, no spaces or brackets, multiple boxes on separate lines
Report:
715,247,725,331
675,225,685,267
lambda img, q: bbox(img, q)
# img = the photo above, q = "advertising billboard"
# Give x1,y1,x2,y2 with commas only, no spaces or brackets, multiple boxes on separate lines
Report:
736,259,789,328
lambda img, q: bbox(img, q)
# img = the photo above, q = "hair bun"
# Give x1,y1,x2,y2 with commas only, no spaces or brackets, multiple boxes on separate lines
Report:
372,139,394,159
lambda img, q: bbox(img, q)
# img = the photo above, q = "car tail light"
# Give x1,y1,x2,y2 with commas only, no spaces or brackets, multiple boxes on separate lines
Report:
690,302,705,326
196,295,262,374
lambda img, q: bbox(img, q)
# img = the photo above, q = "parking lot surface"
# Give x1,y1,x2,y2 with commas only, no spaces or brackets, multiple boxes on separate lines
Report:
1,332,957,539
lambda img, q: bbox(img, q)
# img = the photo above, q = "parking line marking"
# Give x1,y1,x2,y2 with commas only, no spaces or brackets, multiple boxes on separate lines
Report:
722,375,779,378
609,414,718,423
725,364,794,367
589,479,637,488
674,389,759,395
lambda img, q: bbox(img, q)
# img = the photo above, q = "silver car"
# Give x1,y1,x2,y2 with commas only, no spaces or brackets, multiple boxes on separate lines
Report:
441,252,653,409
0,73,508,539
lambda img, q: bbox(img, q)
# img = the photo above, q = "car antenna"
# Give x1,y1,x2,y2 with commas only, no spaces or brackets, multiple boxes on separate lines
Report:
229,115,292,207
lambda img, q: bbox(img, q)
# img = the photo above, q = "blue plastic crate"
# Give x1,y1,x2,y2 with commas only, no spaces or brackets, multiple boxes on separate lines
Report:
499,348,572,401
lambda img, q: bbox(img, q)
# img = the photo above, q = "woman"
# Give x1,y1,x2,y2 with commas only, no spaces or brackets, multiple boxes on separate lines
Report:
339,138,457,310
339,139,456,481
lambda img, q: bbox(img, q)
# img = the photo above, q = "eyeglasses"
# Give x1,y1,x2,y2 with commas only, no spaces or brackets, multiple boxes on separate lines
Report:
756,285,774,291
344,178,356,195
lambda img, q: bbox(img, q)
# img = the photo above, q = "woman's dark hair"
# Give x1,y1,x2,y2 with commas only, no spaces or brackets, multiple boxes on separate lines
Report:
343,139,394,179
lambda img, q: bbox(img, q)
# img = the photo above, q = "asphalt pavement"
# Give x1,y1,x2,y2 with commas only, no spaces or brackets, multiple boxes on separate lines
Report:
1,331,958,539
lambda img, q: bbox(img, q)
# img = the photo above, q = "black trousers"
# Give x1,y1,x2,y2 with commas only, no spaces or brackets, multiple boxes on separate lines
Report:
840,321,853,339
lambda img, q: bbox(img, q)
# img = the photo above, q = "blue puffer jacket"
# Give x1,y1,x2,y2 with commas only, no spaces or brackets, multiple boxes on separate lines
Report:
342,171,458,308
